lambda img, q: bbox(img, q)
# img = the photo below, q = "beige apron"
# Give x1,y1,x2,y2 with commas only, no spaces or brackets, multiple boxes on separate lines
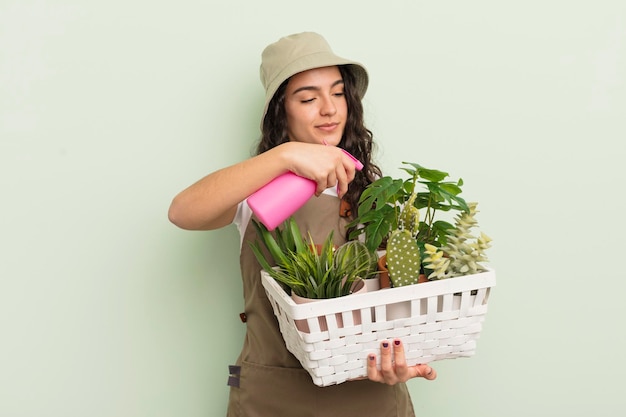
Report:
227,194,416,417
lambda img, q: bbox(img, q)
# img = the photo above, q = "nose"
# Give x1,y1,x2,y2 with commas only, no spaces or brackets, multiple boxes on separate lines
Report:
320,95,337,116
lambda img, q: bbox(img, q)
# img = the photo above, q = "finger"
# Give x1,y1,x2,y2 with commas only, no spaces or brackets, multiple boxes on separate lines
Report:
325,172,337,191
339,147,359,176
392,339,410,381
340,153,357,180
314,173,335,196
335,168,349,198
379,340,397,384
366,353,380,381
336,152,355,198
412,364,437,381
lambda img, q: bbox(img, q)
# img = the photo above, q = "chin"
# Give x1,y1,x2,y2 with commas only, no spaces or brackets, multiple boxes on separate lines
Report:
321,137,342,146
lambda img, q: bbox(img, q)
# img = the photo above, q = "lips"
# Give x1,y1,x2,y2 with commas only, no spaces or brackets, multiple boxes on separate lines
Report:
316,122,339,131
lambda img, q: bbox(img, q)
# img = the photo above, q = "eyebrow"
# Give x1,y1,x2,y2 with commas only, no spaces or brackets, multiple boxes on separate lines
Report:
291,79,344,95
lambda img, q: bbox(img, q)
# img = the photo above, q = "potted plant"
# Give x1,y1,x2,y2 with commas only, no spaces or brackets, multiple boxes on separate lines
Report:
250,217,376,299
251,217,378,332
348,162,492,287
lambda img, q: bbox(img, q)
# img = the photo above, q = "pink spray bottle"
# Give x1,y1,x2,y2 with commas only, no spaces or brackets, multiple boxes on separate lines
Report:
247,149,363,230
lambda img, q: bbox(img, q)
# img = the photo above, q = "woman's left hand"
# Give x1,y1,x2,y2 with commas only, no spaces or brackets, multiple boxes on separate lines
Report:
366,339,437,385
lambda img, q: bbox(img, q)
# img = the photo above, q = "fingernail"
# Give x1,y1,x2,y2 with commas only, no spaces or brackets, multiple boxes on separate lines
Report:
369,354,376,361
426,367,433,375
382,342,389,348
394,339,401,346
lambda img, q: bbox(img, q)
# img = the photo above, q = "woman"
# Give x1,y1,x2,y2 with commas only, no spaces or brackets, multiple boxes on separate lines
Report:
169,32,436,417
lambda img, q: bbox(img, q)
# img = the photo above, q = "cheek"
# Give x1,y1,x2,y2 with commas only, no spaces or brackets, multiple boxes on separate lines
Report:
285,101,305,121
286,113,306,133
284,107,300,130
337,99,348,117
286,107,315,128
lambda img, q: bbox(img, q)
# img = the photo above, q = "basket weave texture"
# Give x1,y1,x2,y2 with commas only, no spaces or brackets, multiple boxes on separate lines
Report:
261,269,496,387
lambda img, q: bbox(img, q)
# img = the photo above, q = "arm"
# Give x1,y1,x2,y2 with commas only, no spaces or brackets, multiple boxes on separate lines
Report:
168,142,358,231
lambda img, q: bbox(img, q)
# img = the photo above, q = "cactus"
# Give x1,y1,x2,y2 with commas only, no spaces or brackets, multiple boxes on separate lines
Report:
386,191,422,287
444,202,492,277
387,229,421,286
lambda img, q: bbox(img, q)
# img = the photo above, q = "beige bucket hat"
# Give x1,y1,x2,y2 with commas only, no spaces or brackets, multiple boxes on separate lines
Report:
259,32,369,128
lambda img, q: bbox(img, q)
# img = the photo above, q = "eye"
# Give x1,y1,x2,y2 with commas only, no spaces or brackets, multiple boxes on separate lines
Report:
300,98,315,103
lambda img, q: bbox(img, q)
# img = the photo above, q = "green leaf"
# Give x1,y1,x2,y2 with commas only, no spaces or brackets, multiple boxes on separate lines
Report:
424,182,469,212
252,220,289,266
285,217,308,253
356,177,404,217
359,205,396,252
401,162,449,182
249,240,275,272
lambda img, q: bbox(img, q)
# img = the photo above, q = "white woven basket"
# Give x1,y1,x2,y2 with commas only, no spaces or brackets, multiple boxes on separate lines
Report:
261,268,496,387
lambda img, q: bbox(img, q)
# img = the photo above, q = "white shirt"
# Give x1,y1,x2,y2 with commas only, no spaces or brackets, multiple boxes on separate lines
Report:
233,187,339,249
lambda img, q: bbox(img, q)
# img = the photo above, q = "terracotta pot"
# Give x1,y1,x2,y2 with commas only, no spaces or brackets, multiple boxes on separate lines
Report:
377,254,391,289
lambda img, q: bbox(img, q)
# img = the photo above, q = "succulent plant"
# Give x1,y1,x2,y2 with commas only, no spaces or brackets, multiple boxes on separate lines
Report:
422,243,449,280
444,202,492,277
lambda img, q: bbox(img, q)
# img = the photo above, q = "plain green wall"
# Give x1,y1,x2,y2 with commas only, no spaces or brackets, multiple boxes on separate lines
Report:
1,1,625,416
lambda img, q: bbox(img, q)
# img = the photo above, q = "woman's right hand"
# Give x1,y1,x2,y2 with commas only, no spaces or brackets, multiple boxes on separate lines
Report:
281,142,357,198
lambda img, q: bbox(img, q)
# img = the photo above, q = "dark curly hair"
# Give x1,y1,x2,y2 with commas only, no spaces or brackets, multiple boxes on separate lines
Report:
256,65,381,234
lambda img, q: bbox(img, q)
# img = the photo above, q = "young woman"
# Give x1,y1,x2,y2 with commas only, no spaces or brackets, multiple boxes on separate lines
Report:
169,32,436,417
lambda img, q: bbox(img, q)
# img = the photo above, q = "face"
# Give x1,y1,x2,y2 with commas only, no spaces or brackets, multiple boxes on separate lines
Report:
283,66,347,146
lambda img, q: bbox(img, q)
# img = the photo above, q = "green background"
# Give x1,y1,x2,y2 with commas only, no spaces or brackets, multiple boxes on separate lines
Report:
2,1,624,415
